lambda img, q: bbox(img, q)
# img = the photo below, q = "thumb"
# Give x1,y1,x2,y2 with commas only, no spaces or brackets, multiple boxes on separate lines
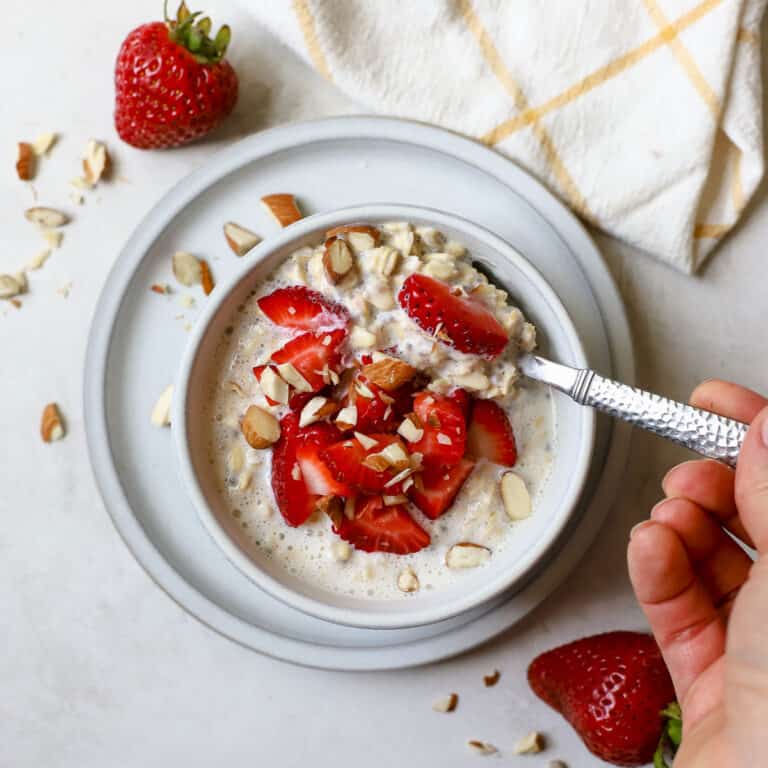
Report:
735,404,768,554
726,404,768,765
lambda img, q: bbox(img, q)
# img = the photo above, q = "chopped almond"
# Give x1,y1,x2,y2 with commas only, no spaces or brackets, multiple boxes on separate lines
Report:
335,404,358,431
445,542,491,569
325,223,381,243
261,193,302,227
83,140,110,186
172,251,202,286
322,237,355,284
16,142,36,180
397,567,419,591
241,405,281,448
317,494,344,528
150,283,170,295
32,132,57,156
483,670,501,687
150,385,174,427
299,396,338,428
200,259,214,295
432,693,458,713
25,207,68,228
467,741,498,756
223,221,261,256
361,357,417,392
40,403,65,442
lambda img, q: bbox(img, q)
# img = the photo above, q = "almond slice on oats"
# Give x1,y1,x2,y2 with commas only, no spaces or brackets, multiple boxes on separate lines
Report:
223,221,261,256
322,237,355,284
261,193,302,227
378,441,410,471
150,385,174,427
275,362,313,393
83,139,110,186
335,404,358,431
446,542,491,569
325,223,381,242
259,367,290,405
40,403,66,442
172,251,202,286
299,396,338,428
349,325,377,349
241,405,281,448
16,142,36,180
501,472,531,521
397,415,424,443
200,259,214,295
384,494,408,506
432,693,458,713
397,567,419,592
361,357,417,392
316,494,344,527
25,207,69,228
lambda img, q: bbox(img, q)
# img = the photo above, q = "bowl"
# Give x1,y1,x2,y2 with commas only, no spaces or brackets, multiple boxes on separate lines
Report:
173,204,595,629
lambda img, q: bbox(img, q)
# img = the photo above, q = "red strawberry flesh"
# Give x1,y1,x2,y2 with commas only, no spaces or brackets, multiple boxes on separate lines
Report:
398,274,509,358
333,495,430,555
409,458,475,519
466,399,517,467
528,631,676,766
257,286,348,331
321,434,404,493
408,392,466,468
270,329,346,392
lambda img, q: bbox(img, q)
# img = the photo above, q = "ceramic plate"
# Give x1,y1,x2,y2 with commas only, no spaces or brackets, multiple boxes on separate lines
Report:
84,116,634,670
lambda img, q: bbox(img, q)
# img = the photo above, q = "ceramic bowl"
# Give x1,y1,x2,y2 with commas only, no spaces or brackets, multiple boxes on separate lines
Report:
173,204,595,629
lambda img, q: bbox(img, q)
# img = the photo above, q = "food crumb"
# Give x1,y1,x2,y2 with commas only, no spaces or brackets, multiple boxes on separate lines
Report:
57,281,72,298
483,669,501,687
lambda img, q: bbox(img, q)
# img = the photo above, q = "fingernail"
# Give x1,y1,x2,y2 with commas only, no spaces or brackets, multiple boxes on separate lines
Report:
650,498,670,516
761,415,768,449
630,520,653,539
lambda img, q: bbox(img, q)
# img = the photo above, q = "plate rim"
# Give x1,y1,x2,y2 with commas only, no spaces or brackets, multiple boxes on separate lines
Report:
84,115,635,670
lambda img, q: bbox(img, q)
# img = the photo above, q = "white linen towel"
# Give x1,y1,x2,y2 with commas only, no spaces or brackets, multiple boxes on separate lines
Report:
246,0,766,273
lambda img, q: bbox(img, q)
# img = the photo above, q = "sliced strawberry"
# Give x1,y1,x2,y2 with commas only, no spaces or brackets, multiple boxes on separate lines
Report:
409,458,475,519
347,375,399,432
333,495,430,554
271,414,346,527
257,286,348,330
321,433,404,493
466,399,517,466
296,440,352,497
448,387,470,422
407,392,466,468
252,364,280,406
398,274,509,358
270,329,346,392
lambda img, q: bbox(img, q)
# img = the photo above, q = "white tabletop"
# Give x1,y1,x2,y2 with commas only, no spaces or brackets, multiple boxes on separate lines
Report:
3,2,766,766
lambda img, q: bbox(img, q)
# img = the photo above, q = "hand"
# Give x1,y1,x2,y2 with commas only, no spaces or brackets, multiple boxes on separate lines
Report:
627,380,768,767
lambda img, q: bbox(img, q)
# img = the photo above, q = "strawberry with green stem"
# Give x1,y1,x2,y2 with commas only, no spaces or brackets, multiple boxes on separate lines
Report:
115,1,238,149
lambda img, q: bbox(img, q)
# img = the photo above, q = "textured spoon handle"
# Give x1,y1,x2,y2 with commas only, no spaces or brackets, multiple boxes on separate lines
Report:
573,372,749,467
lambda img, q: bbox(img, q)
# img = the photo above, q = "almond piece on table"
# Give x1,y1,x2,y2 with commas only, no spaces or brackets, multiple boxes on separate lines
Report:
172,251,202,286
223,221,261,256
467,740,498,756
83,139,110,186
261,193,302,227
32,132,57,156
150,385,174,427
26,248,52,271
241,405,281,448
513,731,545,755
362,357,417,392
322,237,355,284
501,472,532,521
0,275,24,299
200,259,214,295
40,403,65,442
25,207,69,228
483,669,501,687
432,693,458,713
41,229,63,249
446,542,492,569
16,142,36,180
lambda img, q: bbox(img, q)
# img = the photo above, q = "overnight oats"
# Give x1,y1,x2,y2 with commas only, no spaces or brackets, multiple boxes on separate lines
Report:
204,221,556,599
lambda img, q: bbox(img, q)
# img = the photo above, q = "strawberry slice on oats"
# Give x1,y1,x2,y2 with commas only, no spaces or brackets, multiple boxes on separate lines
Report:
270,329,347,392
466,399,518,467
408,458,475,520
257,286,348,330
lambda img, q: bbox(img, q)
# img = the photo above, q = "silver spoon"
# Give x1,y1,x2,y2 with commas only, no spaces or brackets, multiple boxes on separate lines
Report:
519,354,748,468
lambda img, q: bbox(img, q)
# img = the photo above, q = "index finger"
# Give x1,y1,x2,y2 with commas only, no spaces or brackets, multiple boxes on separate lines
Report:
690,380,767,424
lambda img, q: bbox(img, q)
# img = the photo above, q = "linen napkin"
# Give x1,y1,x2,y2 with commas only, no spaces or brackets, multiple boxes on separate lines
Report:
246,0,766,273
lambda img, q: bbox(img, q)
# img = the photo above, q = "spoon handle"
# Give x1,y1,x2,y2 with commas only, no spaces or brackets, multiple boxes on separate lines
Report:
573,370,748,467
519,355,749,467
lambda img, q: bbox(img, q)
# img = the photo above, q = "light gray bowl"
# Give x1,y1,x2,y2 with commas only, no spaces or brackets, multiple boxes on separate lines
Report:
173,204,595,629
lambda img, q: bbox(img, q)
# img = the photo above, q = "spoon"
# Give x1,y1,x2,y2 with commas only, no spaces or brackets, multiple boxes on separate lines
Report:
519,354,748,468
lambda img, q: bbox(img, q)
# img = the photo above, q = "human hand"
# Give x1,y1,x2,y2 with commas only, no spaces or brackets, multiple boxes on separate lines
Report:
627,380,768,767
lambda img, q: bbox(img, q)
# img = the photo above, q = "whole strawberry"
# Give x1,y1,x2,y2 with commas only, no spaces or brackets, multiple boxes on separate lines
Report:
528,631,678,766
114,1,238,149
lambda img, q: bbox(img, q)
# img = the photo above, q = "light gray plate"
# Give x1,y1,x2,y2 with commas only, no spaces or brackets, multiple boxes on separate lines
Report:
84,116,634,670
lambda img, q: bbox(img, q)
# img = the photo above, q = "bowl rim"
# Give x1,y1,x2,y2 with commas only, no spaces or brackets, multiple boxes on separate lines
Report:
173,203,596,629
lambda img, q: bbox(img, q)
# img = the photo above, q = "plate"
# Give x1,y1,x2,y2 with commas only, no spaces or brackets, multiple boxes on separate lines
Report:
84,116,634,670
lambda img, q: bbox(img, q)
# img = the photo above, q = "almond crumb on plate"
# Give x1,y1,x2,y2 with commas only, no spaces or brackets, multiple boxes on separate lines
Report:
82,139,110,186
172,251,202,286
431,693,458,713
483,670,501,687
40,403,65,442
32,132,57,156
25,207,68,228
150,283,170,295
150,385,174,427
261,193,302,227
513,731,545,754
467,740,497,756
223,221,261,256
16,142,36,180
200,259,214,295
